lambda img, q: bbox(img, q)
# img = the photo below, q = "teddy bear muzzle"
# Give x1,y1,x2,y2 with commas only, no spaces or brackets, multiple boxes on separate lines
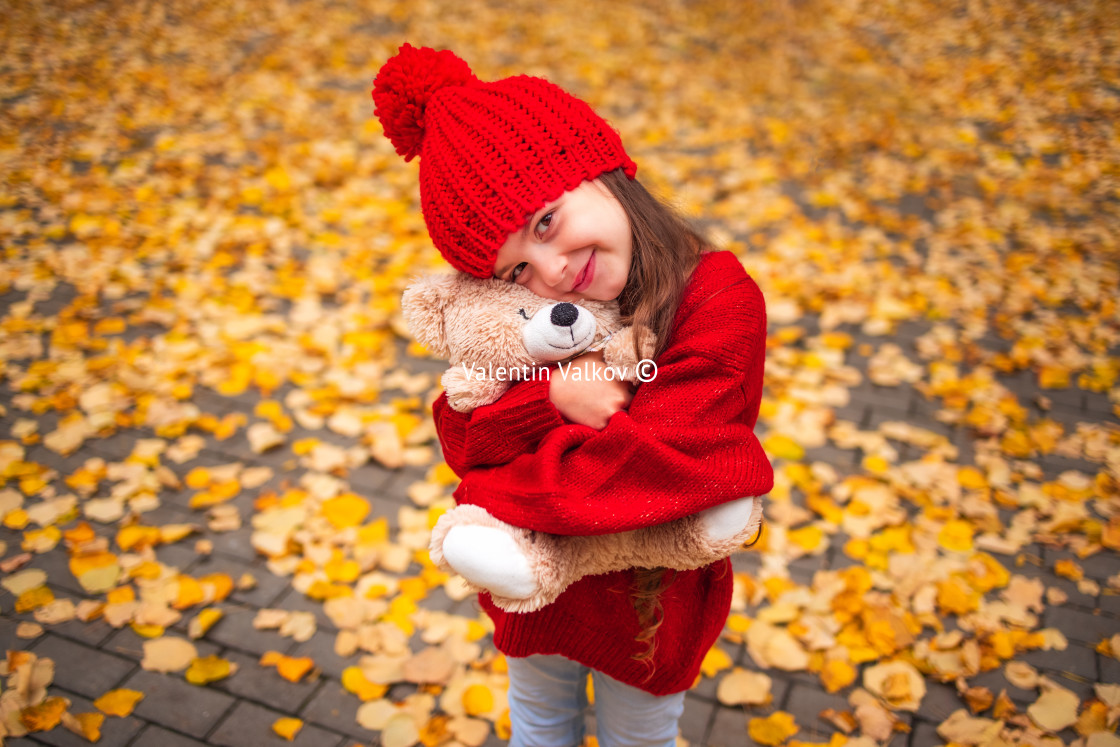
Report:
522,302,599,362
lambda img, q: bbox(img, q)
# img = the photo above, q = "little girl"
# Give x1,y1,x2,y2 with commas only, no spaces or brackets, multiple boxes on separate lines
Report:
374,44,773,747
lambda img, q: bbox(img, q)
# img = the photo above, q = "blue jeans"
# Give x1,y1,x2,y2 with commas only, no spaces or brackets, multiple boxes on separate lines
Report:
506,654,686,747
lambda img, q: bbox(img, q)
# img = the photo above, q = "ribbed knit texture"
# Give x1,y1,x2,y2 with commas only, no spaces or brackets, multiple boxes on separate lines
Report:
433,251,774,695
373,44,637,278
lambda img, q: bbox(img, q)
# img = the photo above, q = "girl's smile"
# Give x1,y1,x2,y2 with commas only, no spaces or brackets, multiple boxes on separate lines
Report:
493,178,632,303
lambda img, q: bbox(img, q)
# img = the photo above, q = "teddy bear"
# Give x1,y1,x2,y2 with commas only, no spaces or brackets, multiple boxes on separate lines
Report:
401,272,764,613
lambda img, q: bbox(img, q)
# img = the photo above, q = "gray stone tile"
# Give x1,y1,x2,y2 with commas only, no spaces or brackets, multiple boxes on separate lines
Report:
299,680,371,741
680,693,715,745
129,725,211,747
210,700,345,747
205,602,297,657
910,719,944,747
1042,606,1117,645
121,669,237,739
213,648,322,713
783,683,852,738
705,705,750,747
27,634,136,699
1019,641,1098,680
186,553,291,608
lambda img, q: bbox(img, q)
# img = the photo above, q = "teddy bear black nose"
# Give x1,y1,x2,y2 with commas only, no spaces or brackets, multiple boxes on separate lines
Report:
550,303,579,327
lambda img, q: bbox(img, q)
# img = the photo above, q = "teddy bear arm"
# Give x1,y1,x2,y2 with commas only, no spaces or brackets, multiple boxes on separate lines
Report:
574,496,765,573
602,325,657,382
441,366,512,413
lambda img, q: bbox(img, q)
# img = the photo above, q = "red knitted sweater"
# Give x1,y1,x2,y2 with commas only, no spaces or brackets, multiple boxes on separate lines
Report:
432,250,774,695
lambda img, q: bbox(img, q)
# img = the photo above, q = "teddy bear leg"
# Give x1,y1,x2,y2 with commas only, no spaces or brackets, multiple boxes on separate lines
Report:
441,525,539,600
430,504,583,613
697,496,762,544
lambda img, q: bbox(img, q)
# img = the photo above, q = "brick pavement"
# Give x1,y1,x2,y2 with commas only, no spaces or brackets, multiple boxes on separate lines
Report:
2,272,1117,747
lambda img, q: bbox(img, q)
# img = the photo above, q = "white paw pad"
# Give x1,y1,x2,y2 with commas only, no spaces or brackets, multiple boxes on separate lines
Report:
442,525,539,599
698,497,757,542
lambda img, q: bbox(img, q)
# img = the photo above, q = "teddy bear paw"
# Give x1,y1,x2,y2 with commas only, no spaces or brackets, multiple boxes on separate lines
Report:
697,496,759,543
441,525,540,600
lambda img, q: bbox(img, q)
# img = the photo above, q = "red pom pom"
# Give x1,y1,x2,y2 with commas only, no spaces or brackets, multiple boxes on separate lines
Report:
373,44,477,161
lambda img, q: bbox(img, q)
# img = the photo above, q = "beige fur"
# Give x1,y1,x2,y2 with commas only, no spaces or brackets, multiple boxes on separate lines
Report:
402,272,763,612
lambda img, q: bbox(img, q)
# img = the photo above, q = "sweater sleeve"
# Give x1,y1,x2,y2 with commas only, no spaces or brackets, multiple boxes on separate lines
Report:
453,340,774,535
433,376,566,477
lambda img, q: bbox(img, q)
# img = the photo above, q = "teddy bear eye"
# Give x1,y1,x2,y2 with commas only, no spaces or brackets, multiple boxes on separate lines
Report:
518,309,530,320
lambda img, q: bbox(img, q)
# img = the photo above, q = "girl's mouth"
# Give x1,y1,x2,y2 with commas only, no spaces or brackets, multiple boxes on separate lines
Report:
572,251,596,293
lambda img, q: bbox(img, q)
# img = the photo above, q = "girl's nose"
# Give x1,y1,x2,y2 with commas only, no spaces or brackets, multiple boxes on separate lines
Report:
535,251,567,289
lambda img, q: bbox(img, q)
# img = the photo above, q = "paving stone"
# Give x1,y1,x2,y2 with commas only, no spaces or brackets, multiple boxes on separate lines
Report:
691,639,743,702
705,704,751,747
37,617,118,649
299,680,372,741
273,587,339,635
916,679,966,723
100,627,220,665
27,634,135,699
783,683,852,738
187,553,291,608
1101,655,1120,684
31,689,144,747
210,700,345,747
1099,592,1120,617
1042,606,1117,645
129,725,211,747
205,602,297,657
679,694,715,745
121,668,237,739
285,629,353,679
1043,670,1101,702
214,648,322,713
1019,640,1098,680
201,522,260,564
910,719,944,747
967,669,1037,706
1079,550,1120,582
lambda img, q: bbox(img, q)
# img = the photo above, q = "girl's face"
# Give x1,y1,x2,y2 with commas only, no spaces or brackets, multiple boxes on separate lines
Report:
493,178,633,302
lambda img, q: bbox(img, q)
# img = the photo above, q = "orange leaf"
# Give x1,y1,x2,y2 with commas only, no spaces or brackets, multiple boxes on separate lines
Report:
94,689,144,717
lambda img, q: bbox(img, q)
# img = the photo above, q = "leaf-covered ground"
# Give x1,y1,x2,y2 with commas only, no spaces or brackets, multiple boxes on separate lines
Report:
1,0,1118,745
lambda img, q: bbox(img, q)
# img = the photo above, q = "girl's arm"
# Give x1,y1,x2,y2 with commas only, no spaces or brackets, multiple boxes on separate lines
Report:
452,340,773,536
433,376,564,477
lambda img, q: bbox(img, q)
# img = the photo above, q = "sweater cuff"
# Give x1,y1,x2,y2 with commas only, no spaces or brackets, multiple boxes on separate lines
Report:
480,377,566,448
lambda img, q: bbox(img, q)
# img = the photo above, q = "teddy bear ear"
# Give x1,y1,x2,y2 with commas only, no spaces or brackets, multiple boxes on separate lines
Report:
400,273,459,358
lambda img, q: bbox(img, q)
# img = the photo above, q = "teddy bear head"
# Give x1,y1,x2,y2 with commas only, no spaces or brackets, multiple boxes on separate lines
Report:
400,273,625,411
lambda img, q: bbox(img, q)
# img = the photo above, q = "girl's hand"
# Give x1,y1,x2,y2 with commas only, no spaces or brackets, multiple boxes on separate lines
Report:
548,351,634,429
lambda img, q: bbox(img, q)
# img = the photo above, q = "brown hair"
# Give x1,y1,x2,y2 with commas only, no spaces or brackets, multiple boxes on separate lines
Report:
598,168,707,669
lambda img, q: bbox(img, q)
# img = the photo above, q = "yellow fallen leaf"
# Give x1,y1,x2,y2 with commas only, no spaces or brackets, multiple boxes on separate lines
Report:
1027,681,1080,733
763,433,805,461
185,655,237,685
463,684,494,717
749,711,800,746
382,712,421,747
700,645,734,678
141,637,198,673
20,696,69,732
15,585,55,613
938,519,974,553
820,659,857,693
717,668,773,706
342,666,389,702
94,689,144,717
188,608,223,639
62,711,104,741
321,493,371,529
272,717,303,741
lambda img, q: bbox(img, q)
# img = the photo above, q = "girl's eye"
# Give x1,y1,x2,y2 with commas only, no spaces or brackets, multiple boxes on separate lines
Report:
510,262,528,282
534,212,553,237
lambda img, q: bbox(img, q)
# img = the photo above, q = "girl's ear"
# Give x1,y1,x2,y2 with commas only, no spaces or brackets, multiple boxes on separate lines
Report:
401,274,459,358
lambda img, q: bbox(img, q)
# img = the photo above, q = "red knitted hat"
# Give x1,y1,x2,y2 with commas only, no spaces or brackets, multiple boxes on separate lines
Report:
372,44,637,278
